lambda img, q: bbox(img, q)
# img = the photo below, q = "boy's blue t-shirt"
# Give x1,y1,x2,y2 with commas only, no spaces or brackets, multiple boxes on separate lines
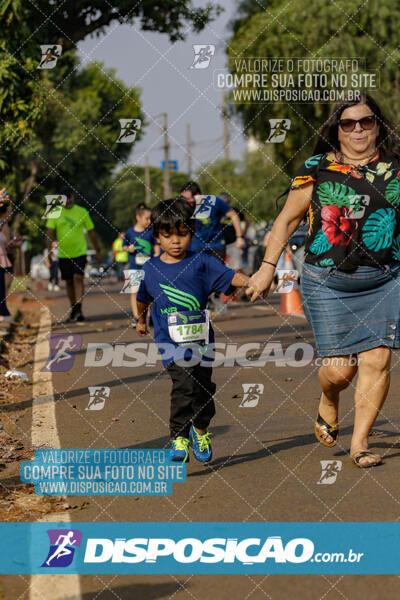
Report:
137,251,236,366
123,226,156,269
189,195,231,252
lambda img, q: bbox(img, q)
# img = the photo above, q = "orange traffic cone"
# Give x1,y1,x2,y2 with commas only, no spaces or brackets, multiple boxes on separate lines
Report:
279,249,304,316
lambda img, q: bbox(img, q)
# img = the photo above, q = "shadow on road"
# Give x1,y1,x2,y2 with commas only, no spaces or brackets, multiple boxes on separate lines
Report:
189,421,398,476
77,582,183,600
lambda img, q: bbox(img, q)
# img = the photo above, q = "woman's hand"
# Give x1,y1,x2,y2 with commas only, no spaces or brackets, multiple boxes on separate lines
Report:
246,266,275,302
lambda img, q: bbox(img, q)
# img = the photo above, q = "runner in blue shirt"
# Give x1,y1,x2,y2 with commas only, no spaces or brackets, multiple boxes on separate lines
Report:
180,181,246,262
123,203,159,322
136,197,248,463
180,181,246,314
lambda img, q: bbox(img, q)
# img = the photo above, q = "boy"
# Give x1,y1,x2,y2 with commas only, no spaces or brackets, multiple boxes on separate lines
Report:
136,197,249,463
123,203,159,322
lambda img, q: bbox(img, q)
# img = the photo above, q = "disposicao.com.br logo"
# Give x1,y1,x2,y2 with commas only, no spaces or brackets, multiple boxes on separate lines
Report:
0,522,374,574
81,536,363,566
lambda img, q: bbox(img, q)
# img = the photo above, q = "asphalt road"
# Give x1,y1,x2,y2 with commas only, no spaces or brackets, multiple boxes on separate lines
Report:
4,278,400,599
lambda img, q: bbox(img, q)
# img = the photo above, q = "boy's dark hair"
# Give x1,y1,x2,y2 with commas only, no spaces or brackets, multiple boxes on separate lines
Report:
60,186,74,198
180,181,201,197
135,202,151,218
151,197,196,238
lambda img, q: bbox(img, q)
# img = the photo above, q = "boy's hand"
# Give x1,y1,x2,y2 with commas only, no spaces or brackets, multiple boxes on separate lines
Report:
136,321,149,336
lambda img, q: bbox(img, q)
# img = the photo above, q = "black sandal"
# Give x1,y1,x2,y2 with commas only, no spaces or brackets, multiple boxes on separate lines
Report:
314,413,339,447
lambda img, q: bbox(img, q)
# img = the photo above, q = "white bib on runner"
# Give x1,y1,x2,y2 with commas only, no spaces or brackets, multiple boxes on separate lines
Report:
167,310,210,346
135,253,150,266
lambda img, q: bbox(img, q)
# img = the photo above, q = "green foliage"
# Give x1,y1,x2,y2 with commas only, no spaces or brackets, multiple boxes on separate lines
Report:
227,0,400,169
109,166,189,231
196,148,288,222
17,60,144,255
21,1,222,49
0,0,221,256
0,0,45,176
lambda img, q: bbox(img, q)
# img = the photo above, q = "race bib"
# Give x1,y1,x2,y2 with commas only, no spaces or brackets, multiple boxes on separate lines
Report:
167,310,210,346
135,253,150,266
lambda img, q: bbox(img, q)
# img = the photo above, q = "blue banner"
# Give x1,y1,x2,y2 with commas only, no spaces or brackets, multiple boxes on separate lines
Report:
0,522,400,574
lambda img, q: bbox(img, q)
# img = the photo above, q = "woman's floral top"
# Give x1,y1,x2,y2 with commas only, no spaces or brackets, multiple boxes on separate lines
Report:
290,150,400,270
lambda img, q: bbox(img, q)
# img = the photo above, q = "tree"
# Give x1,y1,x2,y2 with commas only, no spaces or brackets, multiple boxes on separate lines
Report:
17,59,144,256
23,1,223,49
109,166,188,231
0,0,222,175
196,150,287,222
0,1,45,175
227,0,400,170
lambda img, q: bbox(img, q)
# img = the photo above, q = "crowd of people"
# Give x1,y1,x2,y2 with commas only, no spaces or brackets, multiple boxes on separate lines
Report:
2,93,400,470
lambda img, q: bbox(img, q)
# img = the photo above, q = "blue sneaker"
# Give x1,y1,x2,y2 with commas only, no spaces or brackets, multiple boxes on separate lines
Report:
189,425,212,462
170,436,190,462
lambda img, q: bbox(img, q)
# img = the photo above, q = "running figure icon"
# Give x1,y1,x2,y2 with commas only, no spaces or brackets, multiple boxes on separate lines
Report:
45,531,77,566
41,528,82,567
42,334,82,372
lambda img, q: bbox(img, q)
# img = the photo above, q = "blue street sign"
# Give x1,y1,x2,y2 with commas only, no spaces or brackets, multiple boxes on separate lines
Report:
161,160,178,171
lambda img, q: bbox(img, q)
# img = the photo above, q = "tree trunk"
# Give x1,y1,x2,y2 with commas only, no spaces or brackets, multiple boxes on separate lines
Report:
14,162,38,276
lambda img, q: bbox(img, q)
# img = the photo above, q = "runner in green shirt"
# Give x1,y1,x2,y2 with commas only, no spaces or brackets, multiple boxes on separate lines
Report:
112,232,128,282
46,187,101,322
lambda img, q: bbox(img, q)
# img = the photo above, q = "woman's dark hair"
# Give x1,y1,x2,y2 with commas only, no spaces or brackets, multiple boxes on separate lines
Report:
134,203,150,218
151,197,196,238
276,93,400,211
313,93,400,157
0,202,10,215
180,181,201,196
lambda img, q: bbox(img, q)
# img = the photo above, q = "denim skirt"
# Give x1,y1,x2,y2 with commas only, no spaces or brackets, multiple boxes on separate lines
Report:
300,262,400,356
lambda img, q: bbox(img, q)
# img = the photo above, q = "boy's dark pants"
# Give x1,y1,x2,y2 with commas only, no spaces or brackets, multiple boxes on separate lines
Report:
166,362,216,439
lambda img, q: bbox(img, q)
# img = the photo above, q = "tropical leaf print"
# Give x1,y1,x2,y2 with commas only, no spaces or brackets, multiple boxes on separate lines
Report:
392,234,400,261
375,161,392,176
365,172,375,183
316,181,359,211
309,229,332,254
304,154,324,168
362,208,396,251
385,177,400,205
316,258,335,267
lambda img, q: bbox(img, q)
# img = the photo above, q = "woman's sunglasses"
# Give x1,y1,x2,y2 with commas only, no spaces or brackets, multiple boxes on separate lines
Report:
338,115,376,132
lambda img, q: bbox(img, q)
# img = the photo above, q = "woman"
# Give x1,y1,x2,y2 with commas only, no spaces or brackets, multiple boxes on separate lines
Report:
0,198,14,322
247,94,400,468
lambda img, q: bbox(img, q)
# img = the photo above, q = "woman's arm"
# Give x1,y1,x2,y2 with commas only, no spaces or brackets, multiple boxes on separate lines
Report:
246,184,313,302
